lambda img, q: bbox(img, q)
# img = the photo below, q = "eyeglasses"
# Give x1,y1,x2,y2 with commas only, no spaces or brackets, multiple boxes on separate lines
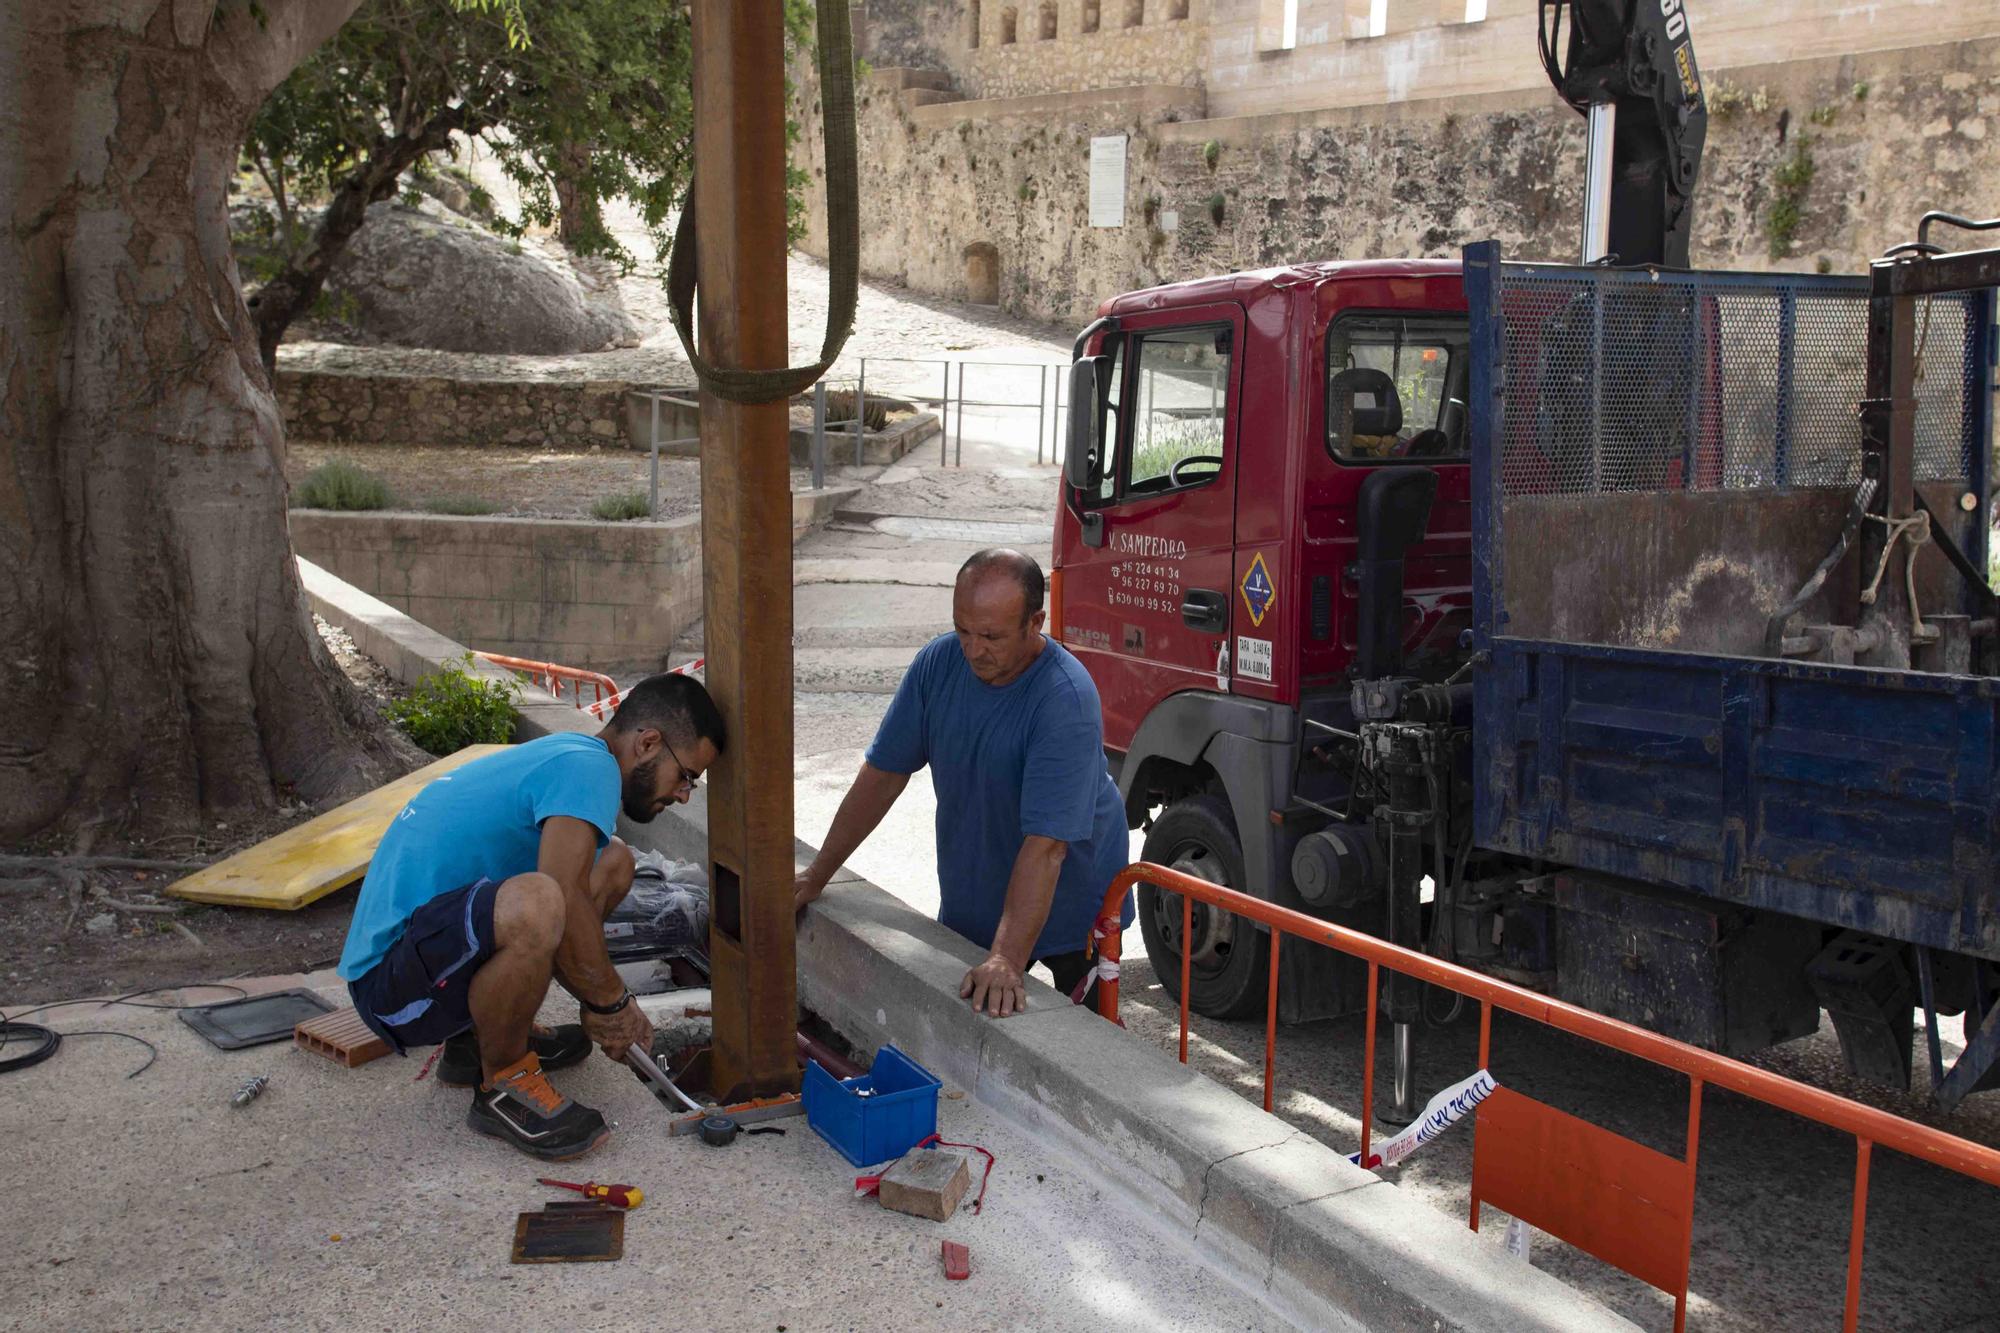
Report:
662,737,701,794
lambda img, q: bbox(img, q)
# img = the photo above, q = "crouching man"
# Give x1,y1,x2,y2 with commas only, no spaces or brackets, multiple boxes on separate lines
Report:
338,673,726,1161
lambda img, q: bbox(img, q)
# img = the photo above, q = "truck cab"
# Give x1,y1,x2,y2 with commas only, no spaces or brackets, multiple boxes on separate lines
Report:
1053,259,1477,1020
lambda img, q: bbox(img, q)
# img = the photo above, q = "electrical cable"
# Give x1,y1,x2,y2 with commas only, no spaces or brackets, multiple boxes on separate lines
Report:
0,981,243,1079
51,1031,157,1079
0,1021,61,1074
2,981,247,1023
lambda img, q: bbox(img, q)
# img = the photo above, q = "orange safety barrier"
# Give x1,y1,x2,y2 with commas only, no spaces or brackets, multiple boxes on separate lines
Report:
474,653,705,722
1084,862,2000,1333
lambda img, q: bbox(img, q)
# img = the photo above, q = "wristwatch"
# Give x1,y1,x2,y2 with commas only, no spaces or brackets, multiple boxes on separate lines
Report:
582,988,633,1016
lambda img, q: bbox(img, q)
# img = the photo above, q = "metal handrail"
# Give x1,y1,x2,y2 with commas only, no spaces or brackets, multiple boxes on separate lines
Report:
1086,861,2000,1332
475,652,623,718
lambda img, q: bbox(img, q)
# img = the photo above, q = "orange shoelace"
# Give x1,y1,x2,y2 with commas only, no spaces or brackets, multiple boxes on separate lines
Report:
488,1055,564,1115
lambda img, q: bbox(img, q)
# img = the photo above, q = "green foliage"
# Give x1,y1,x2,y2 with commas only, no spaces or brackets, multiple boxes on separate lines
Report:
592,491,652,521
309,287,362,326
1207,192,1226,226
1852,81,1870,102
1809,104,1838,127
1765,138,1816,261
388,655,519,756
294,460,390,510
242,0,819,317
422,494,501,515
1201,139,1220,170
1708,81,1770,120
1131,417,1223,486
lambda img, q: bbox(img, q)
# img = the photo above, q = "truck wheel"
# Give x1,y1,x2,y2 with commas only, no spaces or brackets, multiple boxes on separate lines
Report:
1137,793,1269,1020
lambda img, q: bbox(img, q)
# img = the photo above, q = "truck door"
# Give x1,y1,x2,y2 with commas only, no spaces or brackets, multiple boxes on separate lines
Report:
1057,304,1244,747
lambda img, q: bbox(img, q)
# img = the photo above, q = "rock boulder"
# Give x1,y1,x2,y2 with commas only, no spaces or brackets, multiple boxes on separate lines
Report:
319,200,637,355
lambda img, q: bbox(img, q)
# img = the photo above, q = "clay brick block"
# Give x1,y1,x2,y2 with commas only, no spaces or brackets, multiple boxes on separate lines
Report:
295,1007,390,1068
880,1148,971,1222
941,1240,970,1280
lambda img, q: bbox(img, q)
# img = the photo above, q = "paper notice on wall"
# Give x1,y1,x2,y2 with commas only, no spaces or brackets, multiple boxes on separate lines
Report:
1347,1068,1497,1170
1089,135,1128,228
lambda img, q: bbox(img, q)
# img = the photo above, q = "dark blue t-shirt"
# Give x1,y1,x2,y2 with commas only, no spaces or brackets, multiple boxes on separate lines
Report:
866,634,1134,962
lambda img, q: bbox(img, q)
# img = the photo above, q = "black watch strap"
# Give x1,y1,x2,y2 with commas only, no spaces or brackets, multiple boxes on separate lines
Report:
582,989,633,1016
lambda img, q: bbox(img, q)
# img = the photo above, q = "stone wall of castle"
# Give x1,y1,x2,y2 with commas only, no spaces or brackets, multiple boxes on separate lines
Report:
794,34,2000,330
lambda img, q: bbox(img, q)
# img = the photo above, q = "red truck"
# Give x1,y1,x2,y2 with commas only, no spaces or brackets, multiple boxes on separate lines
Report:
1051,259,1474,1026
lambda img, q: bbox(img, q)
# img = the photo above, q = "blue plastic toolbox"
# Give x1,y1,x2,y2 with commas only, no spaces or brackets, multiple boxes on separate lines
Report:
802,1043,941,1167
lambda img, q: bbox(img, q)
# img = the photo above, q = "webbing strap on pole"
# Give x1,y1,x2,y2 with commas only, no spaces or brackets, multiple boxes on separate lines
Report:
667,0,859,404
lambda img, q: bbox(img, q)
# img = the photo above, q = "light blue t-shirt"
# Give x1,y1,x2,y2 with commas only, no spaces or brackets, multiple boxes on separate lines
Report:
866,634,1134,962
338,734,620,980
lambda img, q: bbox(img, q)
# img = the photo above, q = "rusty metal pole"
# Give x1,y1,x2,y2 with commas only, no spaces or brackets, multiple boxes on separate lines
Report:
689,0,799,1103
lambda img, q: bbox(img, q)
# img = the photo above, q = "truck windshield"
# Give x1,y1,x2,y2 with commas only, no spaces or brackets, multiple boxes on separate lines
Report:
1326,314,1470,463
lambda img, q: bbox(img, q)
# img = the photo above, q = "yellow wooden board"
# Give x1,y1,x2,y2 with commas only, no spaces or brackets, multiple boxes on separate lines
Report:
164,745,507,911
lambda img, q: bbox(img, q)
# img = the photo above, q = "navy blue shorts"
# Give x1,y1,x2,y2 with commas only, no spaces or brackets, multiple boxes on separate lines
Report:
348,879,501,1054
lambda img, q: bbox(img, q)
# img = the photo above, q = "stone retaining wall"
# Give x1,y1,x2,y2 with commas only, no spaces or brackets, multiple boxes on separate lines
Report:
290,510,702,672
277,369,635,449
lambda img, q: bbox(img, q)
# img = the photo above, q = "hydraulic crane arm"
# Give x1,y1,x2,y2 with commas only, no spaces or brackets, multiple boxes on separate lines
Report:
1539,0,1707,267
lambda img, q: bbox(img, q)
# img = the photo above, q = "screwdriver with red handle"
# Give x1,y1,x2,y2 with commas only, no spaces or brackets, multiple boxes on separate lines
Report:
538,1177,644,1209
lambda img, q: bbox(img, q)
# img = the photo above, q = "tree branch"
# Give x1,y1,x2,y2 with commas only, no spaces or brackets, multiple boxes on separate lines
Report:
207,0,369,108
249,100,474,371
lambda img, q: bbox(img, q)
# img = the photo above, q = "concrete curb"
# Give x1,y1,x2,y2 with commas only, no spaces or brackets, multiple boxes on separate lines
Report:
790,879,1637,1333
299,557,593,741
302,558,1633,1331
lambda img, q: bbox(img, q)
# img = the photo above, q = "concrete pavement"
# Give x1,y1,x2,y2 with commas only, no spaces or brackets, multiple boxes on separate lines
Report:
0,977,1290,1333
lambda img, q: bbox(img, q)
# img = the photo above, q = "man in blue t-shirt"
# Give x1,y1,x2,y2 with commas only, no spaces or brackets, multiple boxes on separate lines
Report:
794,549,1133,1017
338,672,726,1161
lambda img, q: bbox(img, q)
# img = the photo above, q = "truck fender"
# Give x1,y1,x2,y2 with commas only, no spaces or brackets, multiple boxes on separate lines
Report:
1117,691,1298,903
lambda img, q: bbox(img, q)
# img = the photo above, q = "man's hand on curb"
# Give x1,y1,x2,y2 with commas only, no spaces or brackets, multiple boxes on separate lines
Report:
794,869,827,915
961,953,1028,1018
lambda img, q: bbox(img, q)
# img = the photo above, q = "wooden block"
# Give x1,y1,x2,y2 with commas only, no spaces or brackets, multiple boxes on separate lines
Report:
879,1148,971,1222
941,1240,970,1280
294,1008,390,1068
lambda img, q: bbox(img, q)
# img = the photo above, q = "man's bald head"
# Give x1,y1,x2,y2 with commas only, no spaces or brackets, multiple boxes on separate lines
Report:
956,548,1045,627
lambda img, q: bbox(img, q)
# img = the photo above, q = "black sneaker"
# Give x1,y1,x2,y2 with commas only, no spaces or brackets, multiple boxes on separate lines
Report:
436,1024,592,1087
467,1054,611,1161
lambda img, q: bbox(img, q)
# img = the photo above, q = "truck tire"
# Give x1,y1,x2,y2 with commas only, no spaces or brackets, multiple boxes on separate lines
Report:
1138,793,1269,1020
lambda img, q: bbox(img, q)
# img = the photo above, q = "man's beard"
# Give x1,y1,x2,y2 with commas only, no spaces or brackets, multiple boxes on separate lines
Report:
623,756,663,822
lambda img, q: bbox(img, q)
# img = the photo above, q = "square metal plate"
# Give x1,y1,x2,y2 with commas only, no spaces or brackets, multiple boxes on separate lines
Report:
177,989,335,1051
511,1209,623,1263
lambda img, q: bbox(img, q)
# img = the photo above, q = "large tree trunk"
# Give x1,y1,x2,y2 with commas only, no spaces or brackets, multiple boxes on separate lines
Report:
0,0,406,847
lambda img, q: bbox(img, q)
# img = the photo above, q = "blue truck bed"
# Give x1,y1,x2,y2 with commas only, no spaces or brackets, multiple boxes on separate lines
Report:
1464,244,2000,965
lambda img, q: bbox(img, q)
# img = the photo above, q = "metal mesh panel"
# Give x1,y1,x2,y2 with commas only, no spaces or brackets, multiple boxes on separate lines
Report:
1496,267,1981,497
1912,296,1978,481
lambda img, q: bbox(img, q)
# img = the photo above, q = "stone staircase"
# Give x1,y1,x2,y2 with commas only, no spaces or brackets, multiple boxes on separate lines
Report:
868,66,965,111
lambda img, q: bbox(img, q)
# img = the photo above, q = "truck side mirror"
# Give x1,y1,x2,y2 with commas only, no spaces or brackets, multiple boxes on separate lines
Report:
1065,356,1106,493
